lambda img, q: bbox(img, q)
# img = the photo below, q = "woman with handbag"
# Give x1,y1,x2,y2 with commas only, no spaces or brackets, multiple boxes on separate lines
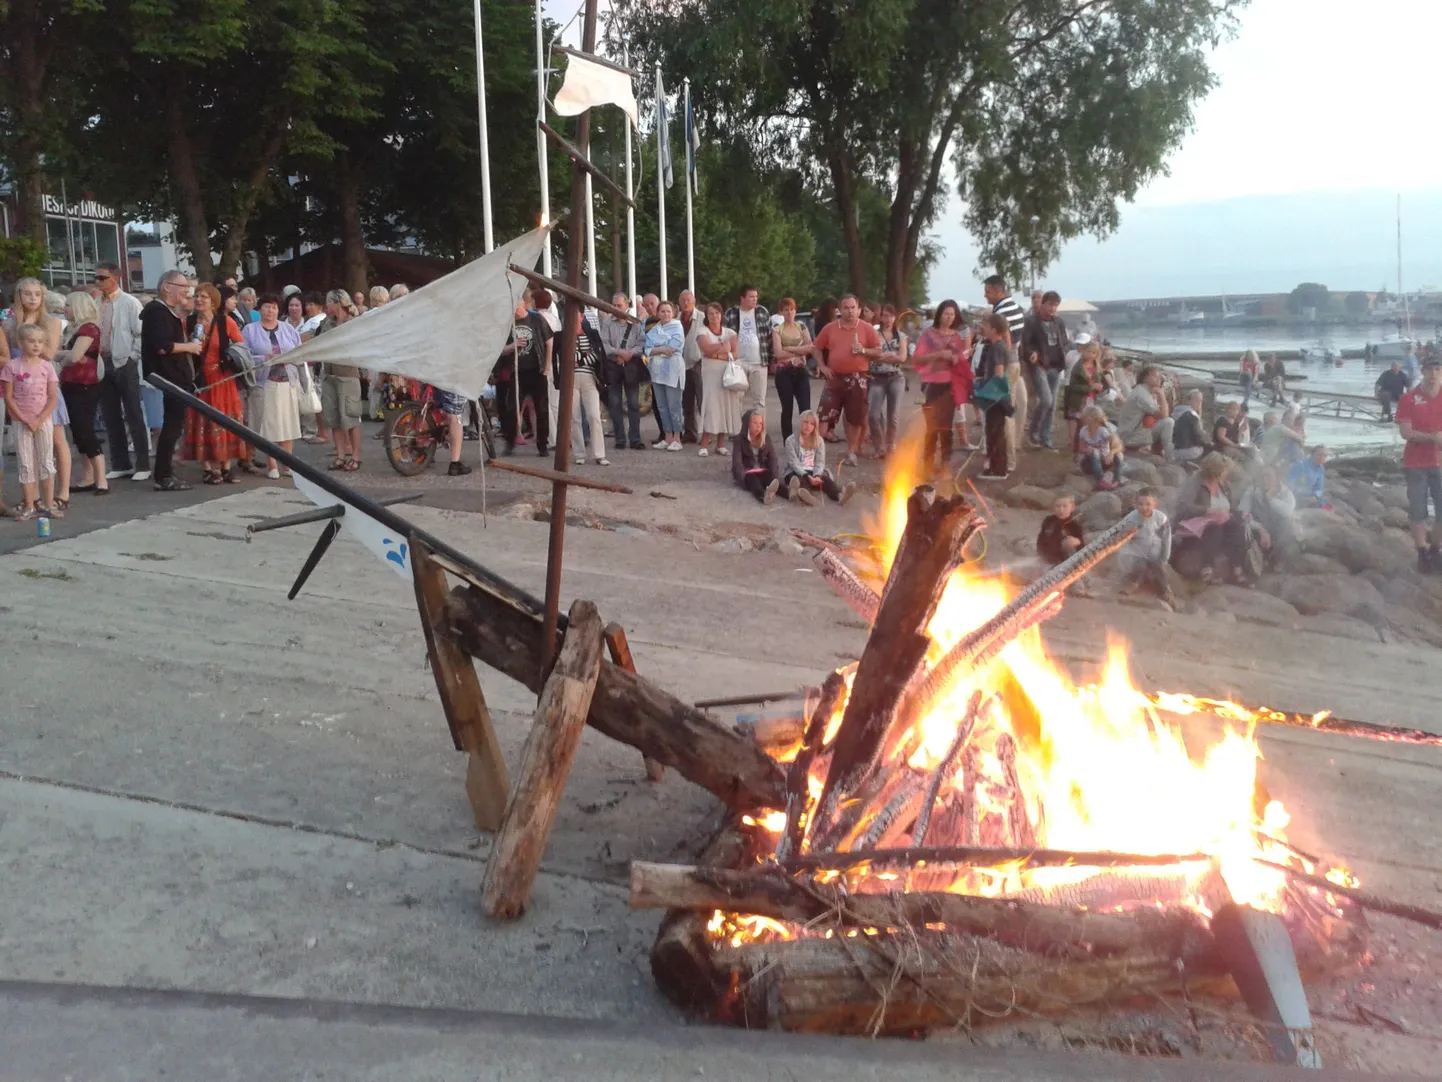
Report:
974,312,1014,481
54,291,110,499
696,302,742,458
182,283,247,484
911,300,970,474
242,293,304,479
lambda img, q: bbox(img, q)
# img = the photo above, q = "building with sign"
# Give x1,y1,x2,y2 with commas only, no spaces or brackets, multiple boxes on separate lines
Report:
1,185,124,290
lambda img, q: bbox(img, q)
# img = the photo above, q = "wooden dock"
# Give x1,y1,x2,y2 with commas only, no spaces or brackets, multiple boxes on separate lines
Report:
1162,363,1387,425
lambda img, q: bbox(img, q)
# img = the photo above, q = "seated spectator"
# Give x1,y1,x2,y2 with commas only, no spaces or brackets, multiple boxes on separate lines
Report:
1239,465,1299,568
1172,453,1261,584
1376,360,1411,423
1211,400,1253,461
733,408,781,504
1113,356,1137,397
1170,389,1207,463
1281,391,1305,438
783,409,856,506
1287,445,1330,508
1117,364,1174,457
1117,487,1176,608
1062,342,1103,450
1261,353,1287,405
1075,405,1124,490
1258,409,1304,466
1037,494,1085,565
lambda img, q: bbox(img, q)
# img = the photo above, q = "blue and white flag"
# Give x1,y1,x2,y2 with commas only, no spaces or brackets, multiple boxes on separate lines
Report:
685,89,700,195
656,68,673,189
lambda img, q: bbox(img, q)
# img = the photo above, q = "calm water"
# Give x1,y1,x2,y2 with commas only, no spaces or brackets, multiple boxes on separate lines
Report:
1106,324,1431,358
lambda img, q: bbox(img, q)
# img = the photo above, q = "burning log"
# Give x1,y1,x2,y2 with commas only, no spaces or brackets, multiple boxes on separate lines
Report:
447,583,785,809
912,690,984,847
811,487,979,850
813,548,880,624
901,520,1136,724
481,600,603,918
994,732,1037,848
777,672,847,863
782,845,1216,873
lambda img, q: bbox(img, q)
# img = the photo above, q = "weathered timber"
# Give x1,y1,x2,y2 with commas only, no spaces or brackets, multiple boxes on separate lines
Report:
912,690,984,847
447,583,785,809
411,541,509,831
776,672,846,863
630,861,1218,960
811,487,977,850
813,549,880,624
783,845,1215,873
604,622,664,782
481,600,604,918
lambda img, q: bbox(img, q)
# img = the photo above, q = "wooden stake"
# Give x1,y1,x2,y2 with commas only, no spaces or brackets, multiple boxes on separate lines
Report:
604,622,665,782
411,541,509,832
481,600,604,918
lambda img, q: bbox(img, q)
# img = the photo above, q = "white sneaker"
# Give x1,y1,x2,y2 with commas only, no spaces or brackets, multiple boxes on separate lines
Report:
131,470,152,482
652,439,670,449
596,457,611,466
106,468,134,480
697,447,709,458
796,484,819,507
667,441,682,451
574,456,586,466
978,471,1008,481
763,477,781,505
839,481,857,506
267,468,281,480
717,445,730,456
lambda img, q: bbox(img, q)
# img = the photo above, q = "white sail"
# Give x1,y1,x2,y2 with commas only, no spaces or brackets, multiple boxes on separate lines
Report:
284,226,549,401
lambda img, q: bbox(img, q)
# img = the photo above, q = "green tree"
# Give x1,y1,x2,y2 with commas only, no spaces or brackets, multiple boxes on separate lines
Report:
1289,282,1331,317
1344,291,1370,319
626,0,1240,303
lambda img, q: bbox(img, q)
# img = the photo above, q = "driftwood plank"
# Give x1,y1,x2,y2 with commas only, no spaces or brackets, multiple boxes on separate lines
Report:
603,622,665,782
447,583,785,809
482,600,604,918
411,541,509,831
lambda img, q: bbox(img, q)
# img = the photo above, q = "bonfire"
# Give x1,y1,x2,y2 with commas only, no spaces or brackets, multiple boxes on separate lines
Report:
636,436,1365,1064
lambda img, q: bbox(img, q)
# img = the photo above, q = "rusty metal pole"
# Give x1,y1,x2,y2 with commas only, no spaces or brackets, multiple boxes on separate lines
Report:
540,0,600,671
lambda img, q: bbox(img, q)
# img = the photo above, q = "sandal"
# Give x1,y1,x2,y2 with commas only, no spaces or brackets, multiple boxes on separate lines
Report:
95,485,111,495
54,497,70,511
203,470,222,486
327,458,348,471
220,469,238,484
341,458,360,472
237,461,258,475
71,483,97,493
46,503,65,519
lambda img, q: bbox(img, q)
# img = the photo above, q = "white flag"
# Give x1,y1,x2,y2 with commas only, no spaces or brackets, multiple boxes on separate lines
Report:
656,69,673,189
554,52,639,129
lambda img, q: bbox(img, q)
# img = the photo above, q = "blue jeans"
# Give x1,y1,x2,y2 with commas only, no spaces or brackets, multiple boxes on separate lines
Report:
1081,449,1123,484
1028,367,1060,447
652,383,683,436
606,381,641,447
867,371,904,453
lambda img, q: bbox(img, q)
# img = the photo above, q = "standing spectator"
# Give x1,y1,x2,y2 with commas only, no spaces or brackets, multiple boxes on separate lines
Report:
599,293,645,451
4,277,72,504
242,293,304,480
1020,290,1068,450
1,324,61,518
974,312,1014,481
182,283,246,484
140,270,200,490
771,297,813,440
1376,360,1410,423
55,292,109,498
351,291,369,315
640,293,659,326
1003,320,1027,476
1062,340,1103,450
912,300,969,471
317,289,364,471
868,304,907,458
1029,289,1043,316
1238,349,1259,406
496,291,552,456
1117,365,1175,458
389,283,410,301
723,286,772,415
365,285,393,421
813,294,880,467
1261,353,1287,405
1170,388,1208,463
732,408,780,504
677,290,703,443
530,288,564,440
984,274,1026,341
696,302,740,457
299,292,329,442
783,409,855,506
644,300,685,451
91,261,151,482
236,287,258,324
568,314,611,466
284,293,305,331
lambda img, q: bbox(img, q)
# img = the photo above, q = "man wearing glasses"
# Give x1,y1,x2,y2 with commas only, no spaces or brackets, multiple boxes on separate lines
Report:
93,261,152,482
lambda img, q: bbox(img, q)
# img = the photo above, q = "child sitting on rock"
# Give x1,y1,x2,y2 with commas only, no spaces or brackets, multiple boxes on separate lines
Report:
1117,486,1176,609
1287,445,1330,508
1037,493,1085,566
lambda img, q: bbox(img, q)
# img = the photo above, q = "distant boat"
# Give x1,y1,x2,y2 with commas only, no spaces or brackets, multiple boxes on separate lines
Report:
1369,337,1416,361
1174,303,1205,325
1299,344,1340,364
1220,295,1247,321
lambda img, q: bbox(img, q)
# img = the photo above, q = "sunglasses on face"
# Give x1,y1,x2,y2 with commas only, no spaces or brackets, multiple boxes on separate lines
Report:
95,274,112,282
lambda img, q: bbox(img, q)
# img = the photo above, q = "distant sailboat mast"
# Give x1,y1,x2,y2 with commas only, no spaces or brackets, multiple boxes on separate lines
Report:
1398,193,1411,337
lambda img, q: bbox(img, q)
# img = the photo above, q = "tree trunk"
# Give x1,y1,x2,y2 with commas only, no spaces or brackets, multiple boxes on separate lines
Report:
6,0,53,244
825,145,866,299
166,81,215,282
215,118,291,281
883,139,920,306
336,149,368,296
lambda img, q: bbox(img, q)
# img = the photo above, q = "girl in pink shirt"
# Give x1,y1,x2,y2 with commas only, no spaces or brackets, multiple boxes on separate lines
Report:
911,300,973,470
1,324,61,519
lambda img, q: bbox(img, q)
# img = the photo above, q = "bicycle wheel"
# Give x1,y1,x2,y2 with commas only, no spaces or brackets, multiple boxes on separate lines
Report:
384,402,438,476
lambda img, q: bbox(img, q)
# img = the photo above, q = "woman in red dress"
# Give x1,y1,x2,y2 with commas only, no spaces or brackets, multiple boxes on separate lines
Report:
183,282,247,483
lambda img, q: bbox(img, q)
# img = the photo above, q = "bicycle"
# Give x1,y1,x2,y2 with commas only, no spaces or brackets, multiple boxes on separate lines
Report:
383,387,497,476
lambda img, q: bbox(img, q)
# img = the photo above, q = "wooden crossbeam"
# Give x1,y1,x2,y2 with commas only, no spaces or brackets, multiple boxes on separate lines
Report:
508,264,637,322
554,44,638,77
487,457,634,494
411,541,510,832
604,623,665,782
538,121,634,209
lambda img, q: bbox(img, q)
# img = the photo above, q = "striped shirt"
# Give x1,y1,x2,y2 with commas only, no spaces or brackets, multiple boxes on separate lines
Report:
992,295,1026,339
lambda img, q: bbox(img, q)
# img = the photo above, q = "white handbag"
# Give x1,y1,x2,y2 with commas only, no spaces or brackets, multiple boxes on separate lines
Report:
298,363,323,414
722,359,748,392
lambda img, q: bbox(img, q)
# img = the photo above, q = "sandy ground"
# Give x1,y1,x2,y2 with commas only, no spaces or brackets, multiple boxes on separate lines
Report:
2,399,1441,1078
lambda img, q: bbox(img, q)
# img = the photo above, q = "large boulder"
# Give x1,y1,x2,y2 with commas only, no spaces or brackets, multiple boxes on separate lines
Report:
1192,585,1299,627
1121,458,1162,487
1259,573,1387,626
1382,506,1412,530
1376,484,1411,512
1292,509,1412,574
1156,462,1188,489
1341,488,1387,521
1078,490,1125,530
1001,483,1059,511
1294,613,1382,642
1288,553,1350,576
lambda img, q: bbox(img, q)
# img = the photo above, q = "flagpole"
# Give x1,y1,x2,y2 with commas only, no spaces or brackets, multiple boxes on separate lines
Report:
683,78,695,296
473,0,494,252
585,173,597,299
655,61,668,301
533,0,551,276
623,42,637,312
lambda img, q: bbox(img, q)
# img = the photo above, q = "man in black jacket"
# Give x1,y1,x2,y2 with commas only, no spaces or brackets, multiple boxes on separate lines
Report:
1020,290,1069,450
1376,360,1411,422
141,269,200,491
